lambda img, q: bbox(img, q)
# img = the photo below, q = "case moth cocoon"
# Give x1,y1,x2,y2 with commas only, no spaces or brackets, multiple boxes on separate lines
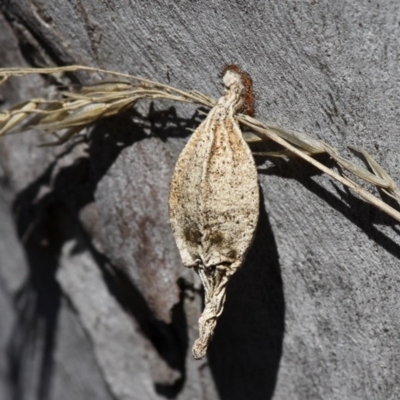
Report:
169,65,259,359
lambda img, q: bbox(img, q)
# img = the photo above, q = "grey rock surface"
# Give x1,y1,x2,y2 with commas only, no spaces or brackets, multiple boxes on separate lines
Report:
1,1,400,399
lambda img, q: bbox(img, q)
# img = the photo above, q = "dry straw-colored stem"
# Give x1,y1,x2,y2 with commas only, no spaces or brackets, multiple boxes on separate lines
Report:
240,116,400,222
0,65,399,222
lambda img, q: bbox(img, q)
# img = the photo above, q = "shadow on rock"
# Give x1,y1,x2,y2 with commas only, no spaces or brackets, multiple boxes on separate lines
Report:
208,192,285,400
258,155,400,260
7,106,202,399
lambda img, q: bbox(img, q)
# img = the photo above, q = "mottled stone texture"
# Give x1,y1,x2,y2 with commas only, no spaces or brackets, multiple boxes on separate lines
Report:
0,1,400,399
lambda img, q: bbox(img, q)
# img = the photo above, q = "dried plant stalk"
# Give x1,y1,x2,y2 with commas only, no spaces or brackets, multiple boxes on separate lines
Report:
169,66,259,359
0,66,399,221
0,66,215,145
239,116,400,221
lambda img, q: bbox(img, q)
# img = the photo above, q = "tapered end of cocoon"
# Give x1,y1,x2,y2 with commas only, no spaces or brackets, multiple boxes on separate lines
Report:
191,268,230,359
192,338,208,360
192,304,220,360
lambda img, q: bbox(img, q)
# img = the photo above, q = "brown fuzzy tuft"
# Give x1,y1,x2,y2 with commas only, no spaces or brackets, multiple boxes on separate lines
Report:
222,64,255,117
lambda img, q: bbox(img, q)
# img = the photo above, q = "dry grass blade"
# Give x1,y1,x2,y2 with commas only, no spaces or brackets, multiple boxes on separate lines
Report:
1,64,400,223
0,66,214,107
261,123,326,154
38,102,110,132
0,67,212,138
244,114,400,203
349,147,400,201
0,101,38,135
322,144,392,189
239,114,400,223
77,81,133,93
